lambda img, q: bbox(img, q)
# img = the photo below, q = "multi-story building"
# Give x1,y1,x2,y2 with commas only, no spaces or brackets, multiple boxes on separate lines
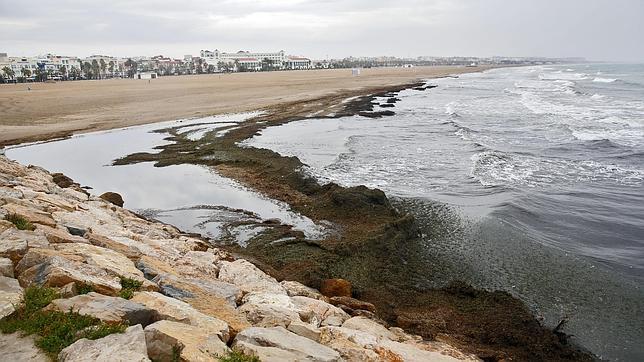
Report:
199,49,311,71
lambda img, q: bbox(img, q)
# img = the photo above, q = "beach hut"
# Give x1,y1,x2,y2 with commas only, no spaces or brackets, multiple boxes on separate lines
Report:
136,71,157,80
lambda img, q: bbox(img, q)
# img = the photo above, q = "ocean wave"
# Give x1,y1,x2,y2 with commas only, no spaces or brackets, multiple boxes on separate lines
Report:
539,71,588,81
593,77,618,83
470,150,644,188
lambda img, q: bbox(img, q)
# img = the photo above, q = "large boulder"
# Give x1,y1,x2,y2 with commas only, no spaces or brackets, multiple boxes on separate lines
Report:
237,293,300,328
99,192,124,207
0,276,23,319
58,324,150,362
233,326,342,362
375,339,465,362
131,291,230,343
0,332,49,362
18,255,122,295
2,203,56,227
218,259,286,295
320,278,351,298
153,274,241,306
0,228,49,263
144,320,229,361
35,224,87,244
45,292,157,326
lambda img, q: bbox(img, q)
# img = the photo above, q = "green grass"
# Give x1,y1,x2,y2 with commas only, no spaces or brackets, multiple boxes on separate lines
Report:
5,213,35,231
0,286,127,358
219,350,261,362
118,277,143,299
75,282,94,295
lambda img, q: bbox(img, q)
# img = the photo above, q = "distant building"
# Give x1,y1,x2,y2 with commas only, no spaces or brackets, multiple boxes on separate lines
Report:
135,71,157,79
199,49,311,71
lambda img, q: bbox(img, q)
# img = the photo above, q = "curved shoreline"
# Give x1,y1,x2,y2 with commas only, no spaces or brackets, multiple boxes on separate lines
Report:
112,79,595,360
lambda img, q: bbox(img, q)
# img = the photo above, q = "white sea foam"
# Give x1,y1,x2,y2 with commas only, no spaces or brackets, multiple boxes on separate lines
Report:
593,77,617,83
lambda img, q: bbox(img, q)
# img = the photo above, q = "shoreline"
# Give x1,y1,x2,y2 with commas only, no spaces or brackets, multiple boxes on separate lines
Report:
2,64,595,359
0,65,499,147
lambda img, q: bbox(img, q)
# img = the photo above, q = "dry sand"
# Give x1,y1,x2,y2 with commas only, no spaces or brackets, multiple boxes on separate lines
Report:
0,65,493,146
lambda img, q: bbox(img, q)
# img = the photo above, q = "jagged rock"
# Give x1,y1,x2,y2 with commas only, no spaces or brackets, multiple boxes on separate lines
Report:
0,257,14,277
342,316,397,341
238,293,300,328
45,292,157,326
291,296,351,327
375,339,464,362
329,296,376,312
0,332,49,362
34,193,77,212
1,203,56,227
319,326,380,361
153,273,242,307
233,340,305,361
281,280,325,300
0,228,49,263
233,326,342,362
58,324,150,362
0,276,23,319
320,278,351,297
87,233,143,259
172,250,221,279
35,224,88,244
0,186,24,199
52,243,156,290
18,255,122,295
218,259,286,295
131,291,230,343
51,173,75,188
144,320,230,361
59,281,78,298
15,247,84,275
288,319,322,341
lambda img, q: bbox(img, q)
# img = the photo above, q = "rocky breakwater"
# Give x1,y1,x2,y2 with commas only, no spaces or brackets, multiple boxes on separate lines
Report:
0,155,478,361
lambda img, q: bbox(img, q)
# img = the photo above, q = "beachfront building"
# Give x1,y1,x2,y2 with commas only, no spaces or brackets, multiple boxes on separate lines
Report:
199,49,311,71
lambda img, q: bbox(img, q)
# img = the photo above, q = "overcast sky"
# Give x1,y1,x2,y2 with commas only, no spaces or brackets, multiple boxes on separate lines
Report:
1,0,642,61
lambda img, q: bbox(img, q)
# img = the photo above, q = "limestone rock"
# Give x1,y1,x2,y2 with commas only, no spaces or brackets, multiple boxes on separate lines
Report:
58,324,150,362
99,192,124,207
172,250,221,279
291,296,350,327
375,339,463,362
144,320,230,361
288,319,321,342
281,280,324,300
233,340,305,361
35,224,87,244
45,292,156,326
131,291,230,342
0,332,49,362
218,259,286,295
342,316,397,341
59,281,78,298
320,278,351,298
1,203,56,227
233,326,342,362
18,255,122,295
0,228,49,263
238,293,300,328
153,273,242,307
0,219,15,234
34,193,77,212
0,276,23,319
0,257,14,277
87,233,142,260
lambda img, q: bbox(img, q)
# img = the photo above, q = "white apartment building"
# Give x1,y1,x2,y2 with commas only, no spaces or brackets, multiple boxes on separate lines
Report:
199,49,311,71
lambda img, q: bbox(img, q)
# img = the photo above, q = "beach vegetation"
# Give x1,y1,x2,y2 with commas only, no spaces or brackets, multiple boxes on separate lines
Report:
0,286,127,358
218,350,261,362
118,277,143,299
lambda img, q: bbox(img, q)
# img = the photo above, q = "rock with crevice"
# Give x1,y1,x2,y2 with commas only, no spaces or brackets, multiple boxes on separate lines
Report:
342,316,397,341
233,326,342,362
45,292,157,326
131,291,230,343
1,203,56,227
0,257,14,277
144,320,230,361
218,259,286,295
291,295,350,327
58,324,150,362
281,280,325,300
35,224,88,244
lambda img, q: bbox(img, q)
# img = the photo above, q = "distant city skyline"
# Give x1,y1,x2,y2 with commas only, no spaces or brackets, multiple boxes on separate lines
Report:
1,0,643,62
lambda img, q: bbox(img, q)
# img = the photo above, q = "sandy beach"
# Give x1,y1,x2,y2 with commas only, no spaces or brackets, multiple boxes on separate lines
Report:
0,66,493,146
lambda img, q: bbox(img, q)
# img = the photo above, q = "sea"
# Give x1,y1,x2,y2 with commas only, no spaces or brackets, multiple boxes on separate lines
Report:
245,64,644,361
6,64,644,360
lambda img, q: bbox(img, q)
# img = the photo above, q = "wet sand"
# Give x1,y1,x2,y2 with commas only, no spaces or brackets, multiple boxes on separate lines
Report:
0,66,493,146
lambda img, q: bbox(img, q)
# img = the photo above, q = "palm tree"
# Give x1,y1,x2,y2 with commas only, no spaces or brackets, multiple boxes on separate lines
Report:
2,66,15,80
69,66,80,80
82,62,92,79
99,59,107,79
21,67,31,79
108,61,115,77
91,60,100,79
